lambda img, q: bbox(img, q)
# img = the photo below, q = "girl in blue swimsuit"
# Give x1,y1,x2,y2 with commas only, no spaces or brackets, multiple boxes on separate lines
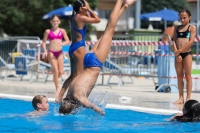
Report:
56,0,100,102
173,9,196,104
59,0,136,115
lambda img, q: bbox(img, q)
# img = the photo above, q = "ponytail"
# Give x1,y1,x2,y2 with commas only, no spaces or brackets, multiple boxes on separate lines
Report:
70,0,85,20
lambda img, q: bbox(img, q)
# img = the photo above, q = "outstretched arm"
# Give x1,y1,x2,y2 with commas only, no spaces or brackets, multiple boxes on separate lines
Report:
79,97,105,115
168,113,183,121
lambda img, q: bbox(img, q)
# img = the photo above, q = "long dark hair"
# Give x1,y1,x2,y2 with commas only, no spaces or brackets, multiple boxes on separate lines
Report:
175,100,200,122
72,0,86,17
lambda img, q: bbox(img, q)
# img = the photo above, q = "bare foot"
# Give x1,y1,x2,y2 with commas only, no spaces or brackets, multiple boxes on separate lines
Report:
186,98,190,102
173,98,184,104
125,0,136,7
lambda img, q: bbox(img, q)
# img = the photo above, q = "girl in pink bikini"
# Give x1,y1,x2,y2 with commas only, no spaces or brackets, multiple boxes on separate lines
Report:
41,15,71,97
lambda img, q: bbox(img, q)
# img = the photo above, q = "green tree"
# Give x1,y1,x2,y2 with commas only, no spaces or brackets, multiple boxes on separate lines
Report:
141,0,189,13
0,0,97,39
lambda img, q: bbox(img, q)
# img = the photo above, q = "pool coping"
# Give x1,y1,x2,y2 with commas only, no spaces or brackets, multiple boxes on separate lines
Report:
0,93,181,115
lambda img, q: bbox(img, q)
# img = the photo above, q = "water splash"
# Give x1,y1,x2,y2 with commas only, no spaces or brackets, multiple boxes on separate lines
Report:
89,91,110,111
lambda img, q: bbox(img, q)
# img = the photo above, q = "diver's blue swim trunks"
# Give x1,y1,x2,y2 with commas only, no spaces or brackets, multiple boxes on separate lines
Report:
84,52,103,68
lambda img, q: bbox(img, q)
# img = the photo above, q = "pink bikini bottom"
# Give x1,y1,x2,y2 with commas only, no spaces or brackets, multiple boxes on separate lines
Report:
48,50,62,59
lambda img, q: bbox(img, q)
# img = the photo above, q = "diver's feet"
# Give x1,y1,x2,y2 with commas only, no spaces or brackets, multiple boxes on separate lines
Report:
125,0,136,7
173,98,184,104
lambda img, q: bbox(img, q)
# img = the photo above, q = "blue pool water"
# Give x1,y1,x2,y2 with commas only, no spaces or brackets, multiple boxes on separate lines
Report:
0,98,200,133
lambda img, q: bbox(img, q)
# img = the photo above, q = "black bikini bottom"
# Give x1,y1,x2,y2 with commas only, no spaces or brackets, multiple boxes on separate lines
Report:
180,51,192,60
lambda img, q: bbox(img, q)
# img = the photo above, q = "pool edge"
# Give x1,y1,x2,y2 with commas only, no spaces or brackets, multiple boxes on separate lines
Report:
0,93,181,115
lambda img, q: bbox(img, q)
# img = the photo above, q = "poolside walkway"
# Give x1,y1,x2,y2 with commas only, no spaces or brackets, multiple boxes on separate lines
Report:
0,72,200,113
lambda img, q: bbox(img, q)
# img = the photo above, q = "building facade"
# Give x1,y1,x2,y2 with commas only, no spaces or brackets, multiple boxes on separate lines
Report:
188,0,198,23
90,0,136,40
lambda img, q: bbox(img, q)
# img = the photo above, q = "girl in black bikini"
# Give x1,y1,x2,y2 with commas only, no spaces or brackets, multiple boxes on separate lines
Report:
173,9,196,104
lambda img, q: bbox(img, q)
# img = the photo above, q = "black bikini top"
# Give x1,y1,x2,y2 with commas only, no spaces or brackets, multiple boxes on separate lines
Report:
176,25,191,38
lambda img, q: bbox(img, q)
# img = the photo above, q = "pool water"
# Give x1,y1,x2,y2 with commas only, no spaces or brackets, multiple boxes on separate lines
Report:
0,98,200,133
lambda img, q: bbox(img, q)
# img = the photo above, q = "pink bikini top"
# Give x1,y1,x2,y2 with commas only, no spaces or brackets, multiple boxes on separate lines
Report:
48,29,63,40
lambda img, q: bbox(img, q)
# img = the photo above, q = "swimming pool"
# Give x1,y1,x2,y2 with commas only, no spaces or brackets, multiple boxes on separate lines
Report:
0,98,200,133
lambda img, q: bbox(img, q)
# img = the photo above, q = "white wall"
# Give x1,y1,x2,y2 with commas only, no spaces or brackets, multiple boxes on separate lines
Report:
116,6,134,31
91,18,107,31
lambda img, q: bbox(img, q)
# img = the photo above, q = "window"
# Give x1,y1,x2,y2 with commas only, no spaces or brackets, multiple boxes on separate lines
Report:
99,10,112,19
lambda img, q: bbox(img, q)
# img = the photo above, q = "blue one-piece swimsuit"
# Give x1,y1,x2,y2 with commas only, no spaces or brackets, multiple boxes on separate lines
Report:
69,22,87,56
69,20,103,68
